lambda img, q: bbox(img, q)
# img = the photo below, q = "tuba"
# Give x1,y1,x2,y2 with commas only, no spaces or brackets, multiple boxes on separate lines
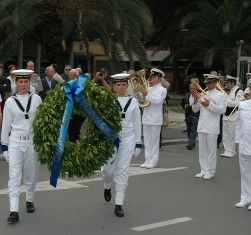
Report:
130,69,150,108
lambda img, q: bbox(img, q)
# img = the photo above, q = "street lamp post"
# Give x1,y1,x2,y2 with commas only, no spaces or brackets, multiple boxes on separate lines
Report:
236,40,244,87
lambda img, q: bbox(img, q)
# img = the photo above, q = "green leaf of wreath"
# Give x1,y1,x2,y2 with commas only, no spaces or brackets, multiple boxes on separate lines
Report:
33,80,121,178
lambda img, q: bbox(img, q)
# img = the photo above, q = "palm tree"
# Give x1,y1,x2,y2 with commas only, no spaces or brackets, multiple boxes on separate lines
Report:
144,0,192,92
0,0,153,70
176,0,251,75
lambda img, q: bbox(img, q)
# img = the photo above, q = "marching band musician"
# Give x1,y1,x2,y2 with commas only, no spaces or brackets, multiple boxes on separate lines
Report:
235,87,251,210
101,73,142,217
217,75,226,148
192,74,226,180
245,72,251,93
221,75,243,158
1,69,42,223
140,68,167,169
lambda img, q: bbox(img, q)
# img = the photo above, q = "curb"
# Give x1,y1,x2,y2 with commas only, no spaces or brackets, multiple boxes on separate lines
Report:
162,139,188,146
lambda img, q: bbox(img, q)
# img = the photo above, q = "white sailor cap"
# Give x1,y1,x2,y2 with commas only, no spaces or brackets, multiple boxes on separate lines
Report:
210,71,217,76
12,69,33,80
150,68,165,77
246,73,251,77
225,75,237,82
111,73,130,82
203,74,219,83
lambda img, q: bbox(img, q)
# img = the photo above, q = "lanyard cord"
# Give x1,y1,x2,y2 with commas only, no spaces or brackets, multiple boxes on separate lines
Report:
12,92,33,119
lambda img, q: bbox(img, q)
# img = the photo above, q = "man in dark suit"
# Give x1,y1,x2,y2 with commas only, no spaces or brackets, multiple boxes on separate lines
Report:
40,66,58,101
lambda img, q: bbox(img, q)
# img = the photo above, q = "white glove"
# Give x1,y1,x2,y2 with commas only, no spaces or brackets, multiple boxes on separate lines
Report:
133,148,141,157
3,151,9,162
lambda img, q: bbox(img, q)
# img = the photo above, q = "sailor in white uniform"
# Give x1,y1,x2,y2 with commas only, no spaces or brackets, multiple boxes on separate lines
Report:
140,68,167,169
235,88,251,211
101,73,142,217
192,74,226,180
221,75,243,158
244,73,251,94
1,69,42,223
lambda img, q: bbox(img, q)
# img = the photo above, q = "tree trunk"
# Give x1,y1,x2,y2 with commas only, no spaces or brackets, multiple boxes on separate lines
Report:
172,61,184,93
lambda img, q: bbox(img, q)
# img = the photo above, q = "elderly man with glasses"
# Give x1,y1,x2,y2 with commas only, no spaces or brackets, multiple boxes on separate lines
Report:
61,65,72,82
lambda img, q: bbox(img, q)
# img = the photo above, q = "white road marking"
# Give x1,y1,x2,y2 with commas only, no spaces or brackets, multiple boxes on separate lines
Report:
74,166,188,184
0,179,88,195
0,166,187,195
131,217,193,231
128,166,187,176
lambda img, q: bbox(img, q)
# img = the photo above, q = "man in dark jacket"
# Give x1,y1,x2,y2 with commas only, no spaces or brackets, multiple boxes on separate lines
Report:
0,64,11,112
181,82,200,150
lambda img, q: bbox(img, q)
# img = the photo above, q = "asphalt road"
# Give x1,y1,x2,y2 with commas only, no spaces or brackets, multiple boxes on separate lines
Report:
0,142,250,235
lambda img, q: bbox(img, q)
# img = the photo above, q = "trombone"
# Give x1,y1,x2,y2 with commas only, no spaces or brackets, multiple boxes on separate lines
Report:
227,91,251,121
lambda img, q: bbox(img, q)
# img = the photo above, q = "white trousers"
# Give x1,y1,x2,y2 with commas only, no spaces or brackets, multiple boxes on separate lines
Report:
8,141,40,212
101,131,135,205
198,132,217,177
223,119,236,155
239,153,251,204
143,124,161,166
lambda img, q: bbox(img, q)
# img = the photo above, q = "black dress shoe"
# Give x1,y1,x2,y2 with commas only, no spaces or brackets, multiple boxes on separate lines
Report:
7,212,19,223
104,188,111,202
186,144,195,148
187,146,193,150
26,201,35,213
115,205,124,217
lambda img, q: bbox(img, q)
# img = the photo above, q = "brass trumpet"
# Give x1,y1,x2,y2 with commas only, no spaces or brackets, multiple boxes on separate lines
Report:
190,78,208,102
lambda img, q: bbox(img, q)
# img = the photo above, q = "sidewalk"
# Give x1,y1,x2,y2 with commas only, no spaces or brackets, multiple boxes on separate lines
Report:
161,109,188,145
161,92,188,145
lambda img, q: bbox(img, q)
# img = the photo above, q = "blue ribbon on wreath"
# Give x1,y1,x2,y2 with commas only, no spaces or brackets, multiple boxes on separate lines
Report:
50,74,120,187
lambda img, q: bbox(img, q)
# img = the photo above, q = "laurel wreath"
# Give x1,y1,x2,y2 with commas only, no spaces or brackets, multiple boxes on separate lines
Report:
33,80,121,178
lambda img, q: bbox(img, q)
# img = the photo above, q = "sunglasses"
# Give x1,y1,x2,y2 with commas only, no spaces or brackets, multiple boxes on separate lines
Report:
65,68,71,71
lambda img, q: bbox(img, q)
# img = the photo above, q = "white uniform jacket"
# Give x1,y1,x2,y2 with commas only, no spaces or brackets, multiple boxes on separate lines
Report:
223,85,243,121
1,93,42,146
118,96,142,144
192,88,226,134
235,99,251,155
142,83,167,125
